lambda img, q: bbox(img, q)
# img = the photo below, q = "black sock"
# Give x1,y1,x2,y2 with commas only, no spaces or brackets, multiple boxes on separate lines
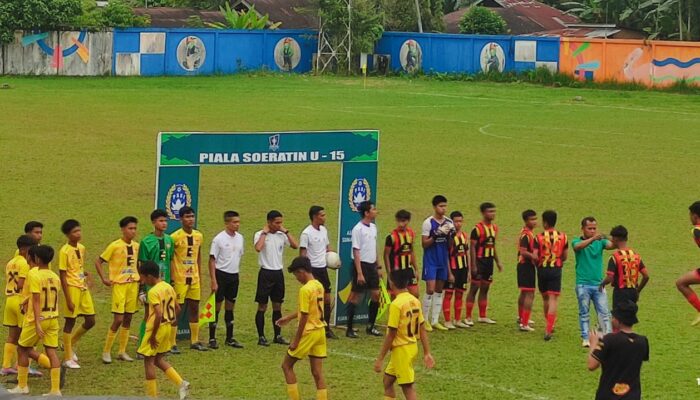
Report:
368,301,379,327
255,310,265,338
225,310,234,341
346,303,356,331
209,309,220,341
273,310,282,337
324,301,332,331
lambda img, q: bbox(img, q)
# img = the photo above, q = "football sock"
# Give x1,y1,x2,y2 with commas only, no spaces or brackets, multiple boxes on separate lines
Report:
118,327,130,354
422,294,433,323
50,368,60,393
518,303,524,322
368,301,379,327
522,310,531,326
17,365,28,389
165,367,183,386
273,310,282,337
63,332,73,362
442,290,453,322
346,303,356,331
72,324,88,346
687,292,700,312
466,301,475,319
478,300,488,318
383,397,396,400
546,313,556,334
287,383,300,400
103,329,117,354
454,290,465,321
316,388,328,400
323,302,332,327
3,343,16,369
37,353,51,369
256,311,265,337
432,292,443,325
189,323,199,344
209,319,217,342
225,310,234,341
145,379,157,397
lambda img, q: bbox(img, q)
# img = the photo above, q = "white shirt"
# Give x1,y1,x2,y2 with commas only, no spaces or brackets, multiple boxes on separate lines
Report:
300,225,330,269
254,230,290,270
210,230,244,274
351,221,377,263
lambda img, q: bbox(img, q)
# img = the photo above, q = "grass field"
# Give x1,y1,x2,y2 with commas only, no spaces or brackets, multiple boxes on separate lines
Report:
1,74,700,399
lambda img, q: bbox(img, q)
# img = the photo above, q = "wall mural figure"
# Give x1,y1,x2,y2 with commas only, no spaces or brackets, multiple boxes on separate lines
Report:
177,36,206,72
274,37,301,71
480,42,505,73
400,40,422,73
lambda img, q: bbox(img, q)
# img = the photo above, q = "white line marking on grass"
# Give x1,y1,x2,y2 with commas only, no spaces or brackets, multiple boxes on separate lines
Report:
478,124,603,149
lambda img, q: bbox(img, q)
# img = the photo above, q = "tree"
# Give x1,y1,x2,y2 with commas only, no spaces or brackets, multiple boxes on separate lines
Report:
382,0,445,32
75,0,149,29
205,3,281,29
0,0,82,44
458,6,507,34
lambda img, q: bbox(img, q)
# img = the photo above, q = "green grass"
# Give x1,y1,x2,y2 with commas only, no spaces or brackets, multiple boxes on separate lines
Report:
1,74,700,399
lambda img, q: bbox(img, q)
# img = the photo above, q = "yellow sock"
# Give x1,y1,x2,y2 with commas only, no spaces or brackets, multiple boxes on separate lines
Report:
17,365,28,388
287,383,300,400
72,325,88,346
316,388,328,400
63,332,73,362
37,353,51,369
170,325,177,347
118,327,130,354
145,379,158,397
189,323,199,344
103,329,117,354
2,343,16,369
50,368,60,393
164,367,183,386
383,397,396,400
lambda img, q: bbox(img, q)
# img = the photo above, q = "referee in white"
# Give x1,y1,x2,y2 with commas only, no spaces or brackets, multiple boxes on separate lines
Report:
300,205,338,339
346,201,383,338
254,210,299,346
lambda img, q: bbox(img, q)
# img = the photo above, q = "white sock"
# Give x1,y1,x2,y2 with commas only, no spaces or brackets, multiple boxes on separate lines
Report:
432,292,444,325
422,294,433,323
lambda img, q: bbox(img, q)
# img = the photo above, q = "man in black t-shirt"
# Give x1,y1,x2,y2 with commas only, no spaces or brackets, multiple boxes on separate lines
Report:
588,300,649,400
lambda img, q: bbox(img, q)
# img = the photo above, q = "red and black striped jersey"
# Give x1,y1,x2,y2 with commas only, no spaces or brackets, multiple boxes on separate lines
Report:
693,225,700,248
470,222,497,259
449,231,469,270
534,229,568,268
385,228,415,270
607,249,647,289
517,227,536,265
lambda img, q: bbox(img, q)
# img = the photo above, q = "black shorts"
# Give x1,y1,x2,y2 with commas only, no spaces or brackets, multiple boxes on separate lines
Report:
472,258,494,283
351,262,380,292
311,267,332,294
612,288,639,307
215,270,239,303
255,269,285,304
517,263,536,291
445,268,469,290
537,268,562,294
389,268,418,290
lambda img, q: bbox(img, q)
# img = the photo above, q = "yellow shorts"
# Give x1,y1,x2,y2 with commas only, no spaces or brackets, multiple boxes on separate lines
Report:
63,286,95,318
137,324,172,357
3,296,23,328
112,282,139,314
385,343,418,385
19,318,60,348
287,328,327,360
174,281,201,303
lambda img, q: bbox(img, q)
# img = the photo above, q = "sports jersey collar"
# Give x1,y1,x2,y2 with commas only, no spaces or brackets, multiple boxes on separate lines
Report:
224,229,238,237
120,238,134,245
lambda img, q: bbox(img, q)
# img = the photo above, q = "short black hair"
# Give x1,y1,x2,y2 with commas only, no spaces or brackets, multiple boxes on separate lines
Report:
358,201,374,217
432,195,447,206
61,219,81,235
179,206,195,218
395,209,411,221
17,235,36,250
581,216,597,227
150,209,168,221
224,210,239,221
139,260,160,278
31,245,54,265
119,216,138,228
542,210,558,227
390,270,410,289
690,201,700,217
267,210,283,221
24,221,43,233
610,225,628,241
287,256,312,273
522,209,536,221
480,202,496,212
450,211,463,220
28,245,37,260
309,206,324,221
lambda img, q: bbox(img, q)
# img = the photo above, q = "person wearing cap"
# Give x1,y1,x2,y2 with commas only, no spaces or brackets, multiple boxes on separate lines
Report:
588,300,649,400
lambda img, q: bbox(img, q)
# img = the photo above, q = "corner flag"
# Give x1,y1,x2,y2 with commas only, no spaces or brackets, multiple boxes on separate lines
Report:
198,293,216,326
375,280,392,320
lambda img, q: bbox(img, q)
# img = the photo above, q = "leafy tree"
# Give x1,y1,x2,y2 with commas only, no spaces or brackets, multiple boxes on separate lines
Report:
458,6,507,34
382,0,445,32
206,3,281,29
303,0,384,55
0,0,82,44
75,0,149,29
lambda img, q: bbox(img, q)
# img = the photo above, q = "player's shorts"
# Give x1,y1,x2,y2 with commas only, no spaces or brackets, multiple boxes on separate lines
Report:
517,263,537,292
612,288,639,307
390,269,418,291
445,268,469,290
112,282,139,314
422,264,448,282
63,286,96,318
215,270,239,303
18,318,59,349
255,269,285,304
537,268,562,295
3,296,23,328
351,262,380,292
385,343,418,386
137,324,173,357
311,267,332,294
287,328,327,360
472,258,494,283
174,280,201,304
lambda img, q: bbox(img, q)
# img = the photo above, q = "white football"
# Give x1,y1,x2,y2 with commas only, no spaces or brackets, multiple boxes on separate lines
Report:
326,251,341,270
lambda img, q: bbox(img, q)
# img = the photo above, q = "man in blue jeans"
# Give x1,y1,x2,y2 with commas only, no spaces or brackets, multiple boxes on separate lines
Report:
573,217,614,348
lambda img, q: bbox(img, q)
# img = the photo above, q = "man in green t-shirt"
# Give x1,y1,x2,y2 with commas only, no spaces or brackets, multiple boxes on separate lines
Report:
136,209,175,353
573,216,614,348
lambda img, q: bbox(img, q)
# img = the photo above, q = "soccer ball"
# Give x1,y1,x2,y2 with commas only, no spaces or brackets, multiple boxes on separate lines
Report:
326,252,341,270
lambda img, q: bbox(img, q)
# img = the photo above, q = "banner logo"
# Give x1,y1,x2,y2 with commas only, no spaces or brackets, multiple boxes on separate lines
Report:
166,183,192,220
269,134,280,151
348,178,371,212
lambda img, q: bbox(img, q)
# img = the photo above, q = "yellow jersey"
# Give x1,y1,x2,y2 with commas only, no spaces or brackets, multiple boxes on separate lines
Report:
146,281,177,327
100,239,140,284
298,279,326,332
58,243,87,289
387,292,424,347
5,255,30,297
171,229,203,285
24,268,61,323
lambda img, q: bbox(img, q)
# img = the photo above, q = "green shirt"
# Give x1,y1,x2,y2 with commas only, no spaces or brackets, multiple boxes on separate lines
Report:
138,233,174,284
572,237,610,285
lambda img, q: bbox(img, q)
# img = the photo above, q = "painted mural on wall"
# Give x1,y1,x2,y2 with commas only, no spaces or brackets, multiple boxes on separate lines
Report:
480,42,505,73
274,37,301,71
177,36,206,71
562,41,600,80
623,48,700,85
21,31,90,68
399,40,422,73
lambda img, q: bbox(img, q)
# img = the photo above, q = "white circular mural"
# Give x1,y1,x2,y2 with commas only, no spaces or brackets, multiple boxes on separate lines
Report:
177,36,206,72
274,37,301,71
399,40,422,73
480,42,505,73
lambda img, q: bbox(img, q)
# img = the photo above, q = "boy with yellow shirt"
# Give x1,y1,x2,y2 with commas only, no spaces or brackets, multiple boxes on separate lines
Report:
277,257,328,400
95,216,140,364
59,219,95,369
374,273,435,400
8,245,62,396
137,261,190,399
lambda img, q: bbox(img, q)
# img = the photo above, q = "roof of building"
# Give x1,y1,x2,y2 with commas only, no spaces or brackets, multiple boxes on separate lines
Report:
530,25,646,39
133,7,225,28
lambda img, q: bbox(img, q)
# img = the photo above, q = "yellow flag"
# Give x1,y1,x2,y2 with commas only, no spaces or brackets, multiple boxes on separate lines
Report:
375,280,392,320
198,293,216,326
